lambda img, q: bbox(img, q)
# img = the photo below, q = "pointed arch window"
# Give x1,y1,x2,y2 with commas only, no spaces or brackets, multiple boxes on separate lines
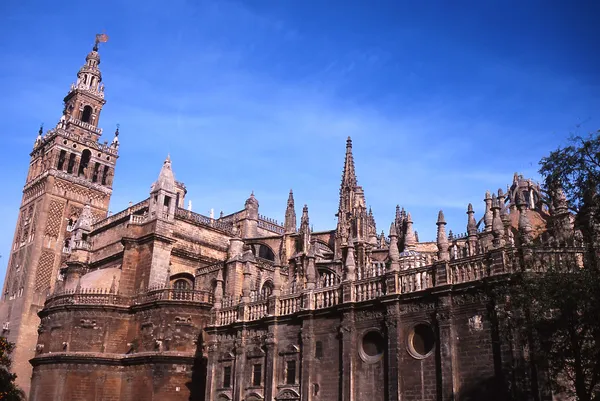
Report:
78,149,91,177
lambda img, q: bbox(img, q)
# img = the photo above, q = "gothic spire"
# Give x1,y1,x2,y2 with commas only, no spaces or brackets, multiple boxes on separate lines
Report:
152,155,176,193
467,203,478,237
284,189,296,233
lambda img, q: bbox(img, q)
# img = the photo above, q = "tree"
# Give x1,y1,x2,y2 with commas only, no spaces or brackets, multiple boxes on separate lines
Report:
0,336,24,401
507,131,600,401
539,130,600,252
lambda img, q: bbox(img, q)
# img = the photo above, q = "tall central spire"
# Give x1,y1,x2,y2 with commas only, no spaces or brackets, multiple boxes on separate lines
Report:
336,137,372,255
339,136,358,211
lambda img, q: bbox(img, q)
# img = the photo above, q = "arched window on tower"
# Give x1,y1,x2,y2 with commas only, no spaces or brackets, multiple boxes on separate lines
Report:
66,153,76,174
78,149,91,177
81,106,93,123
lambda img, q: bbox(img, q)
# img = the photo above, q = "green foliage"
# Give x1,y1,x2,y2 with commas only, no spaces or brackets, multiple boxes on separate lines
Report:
0,337,24,401
508,262,600,401
505,131,600,401
539,130,600,239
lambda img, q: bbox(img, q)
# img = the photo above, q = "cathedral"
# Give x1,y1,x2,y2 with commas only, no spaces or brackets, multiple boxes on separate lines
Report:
0,39,581,401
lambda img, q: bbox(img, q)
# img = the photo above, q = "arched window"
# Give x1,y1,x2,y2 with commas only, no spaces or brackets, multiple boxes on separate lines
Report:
173,279,191,291
171,275,194,300
81,106,93,123
253,244,275,261
78,149,91,177
260,281,273,299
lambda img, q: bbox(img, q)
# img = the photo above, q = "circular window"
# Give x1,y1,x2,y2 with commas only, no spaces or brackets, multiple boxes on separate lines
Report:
97,152,101,157
106,156,111,161
408,323,435,359
63,140,68,145
360,330,384,363
72,144,77,148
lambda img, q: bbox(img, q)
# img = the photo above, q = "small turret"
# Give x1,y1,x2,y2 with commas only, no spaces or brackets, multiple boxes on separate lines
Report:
300,204,310,253
241,192,259,238
404,212,416,251
111,125,120,149
483,190,493,232
491,194,505,248
466,203,478,256
436,210,449,261
344,232,356,281
467,203,477,236
388,222,400,271
214,268,224,307
149,155,177,221
306,239,317,290
516,190,533,244
34,124,43,147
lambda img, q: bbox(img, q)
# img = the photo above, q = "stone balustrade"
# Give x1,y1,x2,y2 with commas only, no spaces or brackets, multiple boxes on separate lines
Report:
355,277,385,301
45,287,213,309
257,215,285,234
217,306,238,326
398,268,434,293
175,208,234,233
92,199,149,231
313,286,341,309
212,246,588,327
129,214,146,225
279,294,303,315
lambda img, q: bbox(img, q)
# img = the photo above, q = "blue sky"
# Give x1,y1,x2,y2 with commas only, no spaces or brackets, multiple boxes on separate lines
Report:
1,1,599,280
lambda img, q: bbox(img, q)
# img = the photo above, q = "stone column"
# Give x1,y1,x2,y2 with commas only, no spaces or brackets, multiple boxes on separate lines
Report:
339,310,356,401
300,316,314,401
436,296,456,400
385,304,402,401
204,338,219,401
233,338,246,401
263,327,278,401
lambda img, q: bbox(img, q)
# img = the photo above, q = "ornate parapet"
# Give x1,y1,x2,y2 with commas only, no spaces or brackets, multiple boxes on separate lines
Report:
44,286,213,310
208,246,587,328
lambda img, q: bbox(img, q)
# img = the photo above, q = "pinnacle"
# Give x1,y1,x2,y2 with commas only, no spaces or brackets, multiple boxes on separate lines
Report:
437,210,446,224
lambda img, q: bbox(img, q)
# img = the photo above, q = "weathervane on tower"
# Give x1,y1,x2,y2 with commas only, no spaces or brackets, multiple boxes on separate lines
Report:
93,32,109,51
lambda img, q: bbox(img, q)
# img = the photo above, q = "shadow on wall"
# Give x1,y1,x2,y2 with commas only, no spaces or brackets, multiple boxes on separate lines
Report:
455,376,511,401
187,333,207,401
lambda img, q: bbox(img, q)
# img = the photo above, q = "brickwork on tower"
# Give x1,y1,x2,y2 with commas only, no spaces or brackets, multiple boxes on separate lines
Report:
1,38,586,401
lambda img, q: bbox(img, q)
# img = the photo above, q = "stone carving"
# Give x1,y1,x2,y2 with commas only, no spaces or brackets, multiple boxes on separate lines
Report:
452,292,488,306
355,310,384,321
78,319,98,329
34,250,55,292
399,302,435,315
44,200,66,238
468,314,484,332
275,389,301,400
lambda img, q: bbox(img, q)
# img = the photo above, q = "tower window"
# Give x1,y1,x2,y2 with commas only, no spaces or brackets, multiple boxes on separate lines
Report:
315,341,323,359
223,366,231,388
78,149,91,177
101,165,109,185
81,105,93,123
57,150,67,170
92,162,100,183
252,364,262,386
164,196,171,207
66,153,76,174
286,360,296,384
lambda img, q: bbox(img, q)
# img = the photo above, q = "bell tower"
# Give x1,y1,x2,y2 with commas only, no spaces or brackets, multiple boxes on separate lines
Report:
0,34,118,397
